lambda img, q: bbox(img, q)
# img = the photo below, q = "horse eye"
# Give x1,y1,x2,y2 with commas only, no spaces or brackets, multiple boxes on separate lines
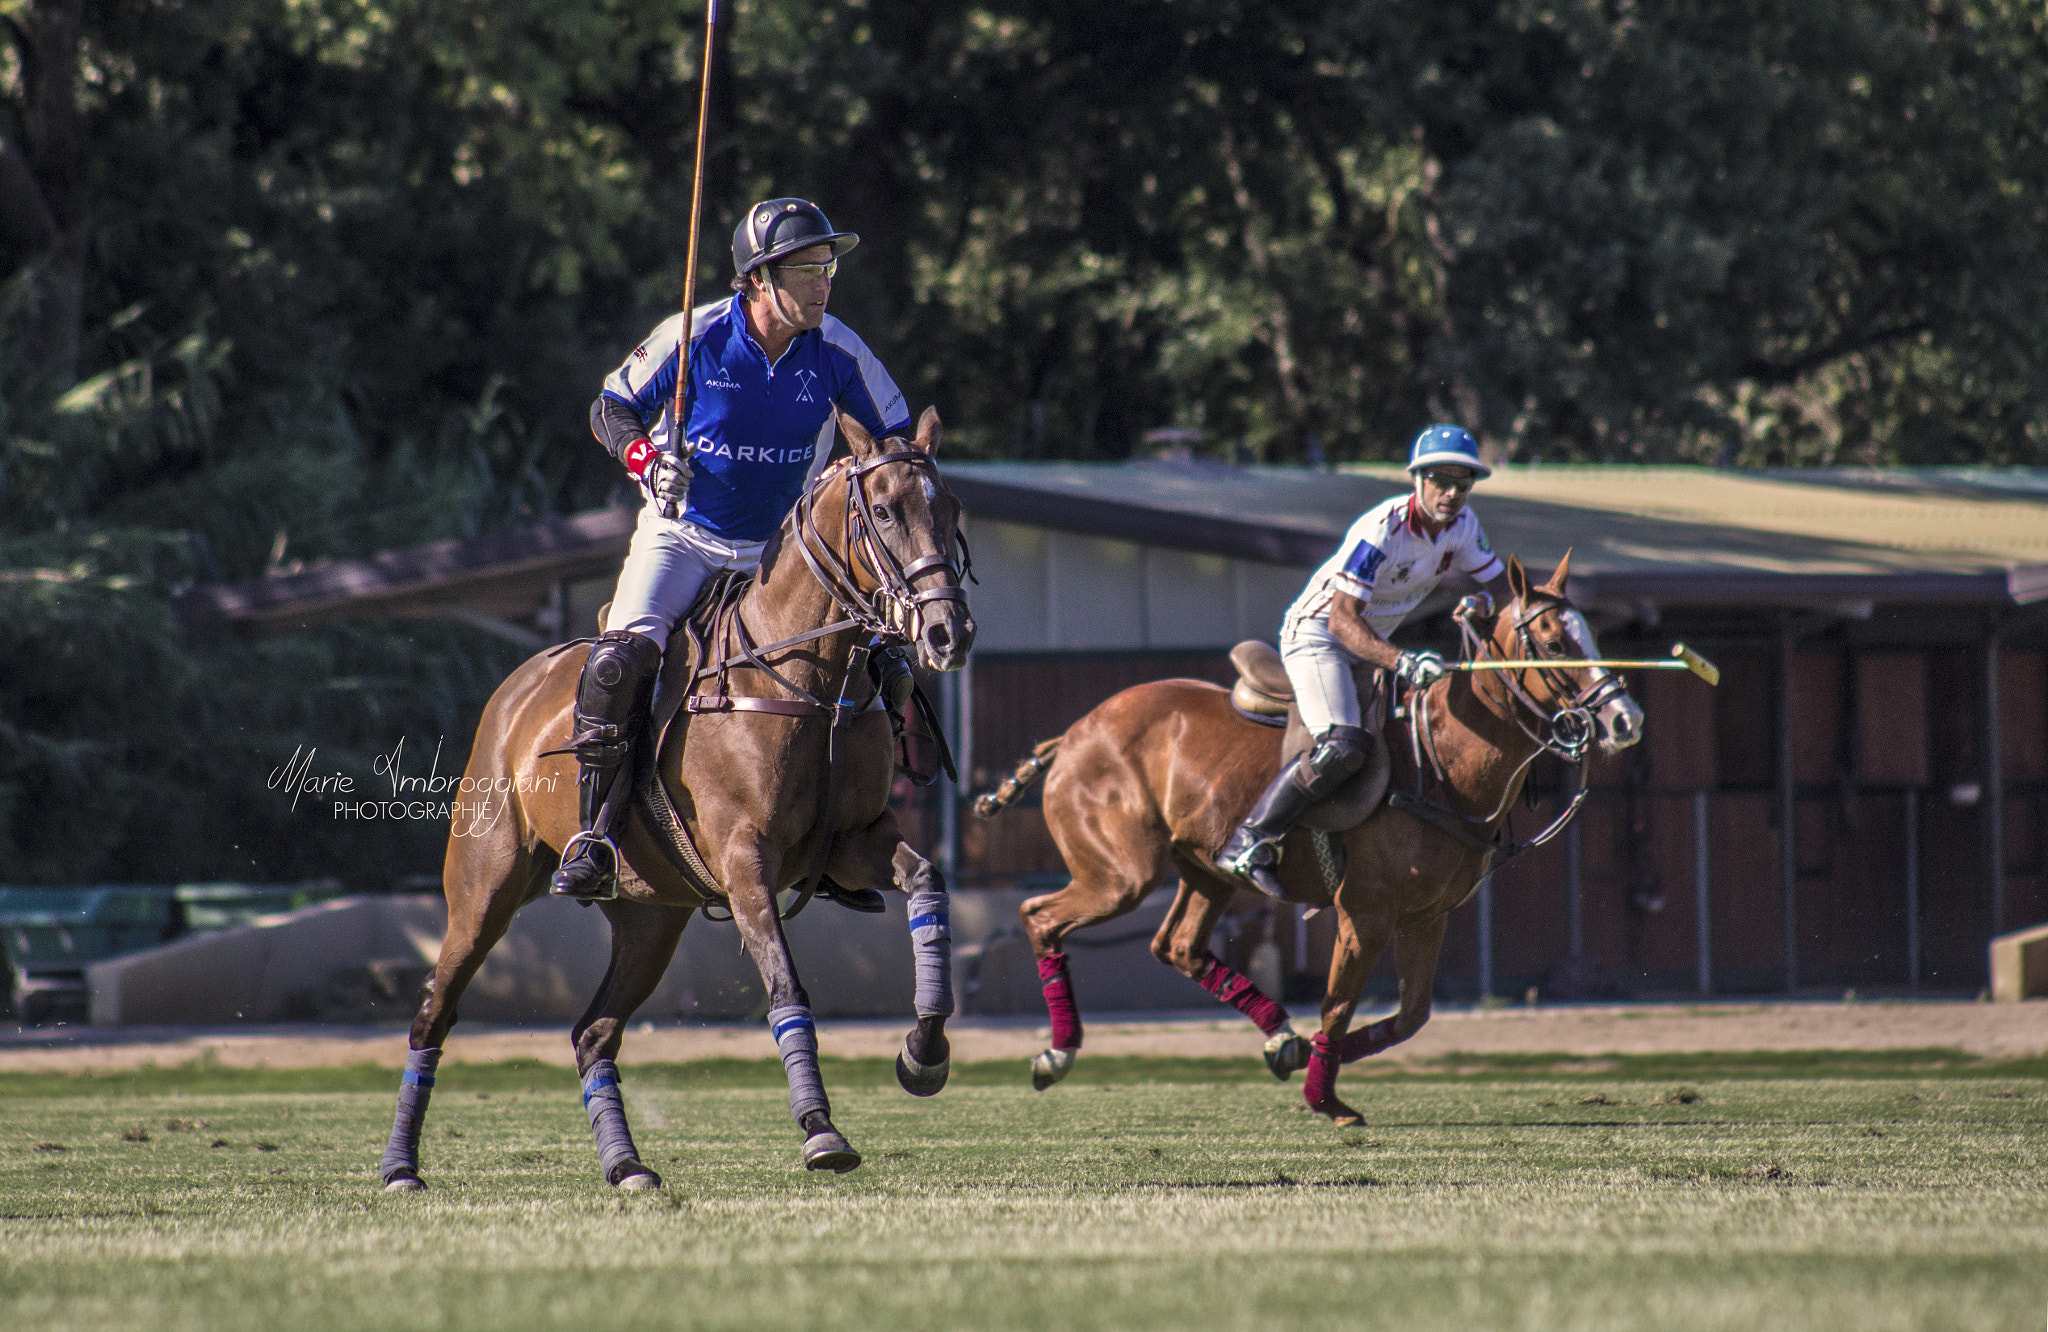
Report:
871,504,891,522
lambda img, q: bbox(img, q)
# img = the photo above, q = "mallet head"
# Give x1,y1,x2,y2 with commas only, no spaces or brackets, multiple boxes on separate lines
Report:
1671,642,1720,686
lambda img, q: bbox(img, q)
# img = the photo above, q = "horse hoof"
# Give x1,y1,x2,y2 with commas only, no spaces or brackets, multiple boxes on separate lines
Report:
1310,1098,1365,1128
616,1171,662,1191
1263,1032,1309,1081
383,1175,426,1193
895,1040,950,1097
1030,1047,1076,1091
802,1131,862,1174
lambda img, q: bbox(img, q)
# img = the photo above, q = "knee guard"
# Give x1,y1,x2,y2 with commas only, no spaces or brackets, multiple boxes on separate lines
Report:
571,630,663,764
1295,724,1368,800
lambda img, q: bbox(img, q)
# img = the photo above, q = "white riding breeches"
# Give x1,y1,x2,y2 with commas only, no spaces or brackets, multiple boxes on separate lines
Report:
1279,625,1361,737
605,503,767,640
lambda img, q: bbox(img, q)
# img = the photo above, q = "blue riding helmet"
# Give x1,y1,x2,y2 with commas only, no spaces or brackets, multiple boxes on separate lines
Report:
1405,424,1490,479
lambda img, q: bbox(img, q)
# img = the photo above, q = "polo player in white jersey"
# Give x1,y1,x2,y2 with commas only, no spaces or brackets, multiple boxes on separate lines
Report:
1219,425,1515,899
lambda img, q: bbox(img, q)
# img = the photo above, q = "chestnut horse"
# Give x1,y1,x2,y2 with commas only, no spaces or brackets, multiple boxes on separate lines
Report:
378,409,974,1190
976,552,1642,1122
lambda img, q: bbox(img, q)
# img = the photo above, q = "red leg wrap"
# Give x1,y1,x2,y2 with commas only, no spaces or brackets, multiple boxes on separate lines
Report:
1337,1016,1403,1063
1302,1032,1341,1110
1038,953,1082,1050
1197,959,1292,1037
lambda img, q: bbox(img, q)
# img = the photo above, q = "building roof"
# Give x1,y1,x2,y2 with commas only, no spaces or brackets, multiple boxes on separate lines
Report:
946,461,2048,606
172,461,2048,632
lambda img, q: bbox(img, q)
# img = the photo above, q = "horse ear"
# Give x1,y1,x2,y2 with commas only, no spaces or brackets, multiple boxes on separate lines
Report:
1507,554,1530,606
910,406,942,456
837,410,881,461
1545,547,1572,596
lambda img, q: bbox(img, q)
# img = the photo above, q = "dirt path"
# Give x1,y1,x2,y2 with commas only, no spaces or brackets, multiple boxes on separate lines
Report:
3,1000,2041,1073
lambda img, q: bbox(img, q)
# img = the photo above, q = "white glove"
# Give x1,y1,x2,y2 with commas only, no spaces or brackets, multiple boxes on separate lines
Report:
646,453,689,508
1396,650,1450,689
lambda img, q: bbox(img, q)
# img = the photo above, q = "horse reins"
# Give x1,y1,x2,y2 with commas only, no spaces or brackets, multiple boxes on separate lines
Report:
673,447,970,919
1395,595,1612,864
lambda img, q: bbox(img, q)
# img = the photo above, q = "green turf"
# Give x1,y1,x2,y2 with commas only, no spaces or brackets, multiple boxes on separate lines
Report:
3,1047,2043,1099
2,1062,2043,1331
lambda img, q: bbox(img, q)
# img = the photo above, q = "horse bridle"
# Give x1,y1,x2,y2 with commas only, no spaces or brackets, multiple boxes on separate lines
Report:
1460,594,1626,764
791,448,973,648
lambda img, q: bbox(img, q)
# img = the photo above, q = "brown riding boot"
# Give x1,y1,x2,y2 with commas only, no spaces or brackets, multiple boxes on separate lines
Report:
551,630,663,903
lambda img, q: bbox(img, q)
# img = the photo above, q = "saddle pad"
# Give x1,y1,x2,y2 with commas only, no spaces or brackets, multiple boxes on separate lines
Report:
1231,679,1288,721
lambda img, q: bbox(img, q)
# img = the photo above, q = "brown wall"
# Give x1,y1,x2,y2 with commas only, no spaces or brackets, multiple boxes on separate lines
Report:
958,643,2048,999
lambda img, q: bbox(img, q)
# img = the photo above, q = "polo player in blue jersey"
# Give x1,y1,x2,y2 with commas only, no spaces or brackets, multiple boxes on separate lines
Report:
553,198,913,904
1219,425,1516,899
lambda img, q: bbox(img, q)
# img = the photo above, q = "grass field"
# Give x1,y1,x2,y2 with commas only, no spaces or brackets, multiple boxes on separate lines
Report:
2,1053,2044,1331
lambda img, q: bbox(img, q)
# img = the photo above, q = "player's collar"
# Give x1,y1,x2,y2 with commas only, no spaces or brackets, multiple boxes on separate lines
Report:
1403,494,1455,541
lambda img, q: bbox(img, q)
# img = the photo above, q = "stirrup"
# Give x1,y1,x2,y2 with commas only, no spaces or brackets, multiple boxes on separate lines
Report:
1220,833,1288,901
551,831,621,903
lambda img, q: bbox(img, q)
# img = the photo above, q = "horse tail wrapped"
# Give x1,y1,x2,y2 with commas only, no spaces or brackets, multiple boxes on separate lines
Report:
972,737,1061,818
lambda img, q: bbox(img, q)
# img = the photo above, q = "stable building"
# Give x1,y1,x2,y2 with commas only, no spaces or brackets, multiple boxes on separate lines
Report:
178,461,2048,1002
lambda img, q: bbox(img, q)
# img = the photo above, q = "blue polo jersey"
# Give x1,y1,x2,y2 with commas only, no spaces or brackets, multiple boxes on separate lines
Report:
600,294,911,543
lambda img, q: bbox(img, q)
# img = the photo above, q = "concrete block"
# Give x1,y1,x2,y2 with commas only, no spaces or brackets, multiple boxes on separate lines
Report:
83,887,1219,1026
1990,921,2048,1002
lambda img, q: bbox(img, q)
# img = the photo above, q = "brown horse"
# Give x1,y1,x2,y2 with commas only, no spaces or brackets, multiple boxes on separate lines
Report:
377,408,974,1190
977,552,1642,1121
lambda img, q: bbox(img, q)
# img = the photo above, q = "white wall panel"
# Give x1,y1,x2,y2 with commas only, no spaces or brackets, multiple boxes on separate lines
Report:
951,518,1311,653
1046,533,1145,649
962,518,1051,651
1236,561,1309,644
1143,548,1237,648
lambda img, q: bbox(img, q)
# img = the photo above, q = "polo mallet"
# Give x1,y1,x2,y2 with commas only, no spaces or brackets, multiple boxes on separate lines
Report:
660,0,720,520
1454,642,1721,686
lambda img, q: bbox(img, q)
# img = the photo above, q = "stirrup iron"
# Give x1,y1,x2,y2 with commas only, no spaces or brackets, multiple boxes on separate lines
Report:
552,830,621,903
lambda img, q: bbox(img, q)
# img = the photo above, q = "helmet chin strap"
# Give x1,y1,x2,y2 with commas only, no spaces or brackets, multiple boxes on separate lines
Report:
757,267,806,332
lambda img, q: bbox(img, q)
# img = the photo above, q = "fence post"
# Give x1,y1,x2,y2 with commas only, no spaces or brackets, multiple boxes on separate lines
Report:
1694,791,1712,995
1905,789,1921,989
1477,873,1494,1001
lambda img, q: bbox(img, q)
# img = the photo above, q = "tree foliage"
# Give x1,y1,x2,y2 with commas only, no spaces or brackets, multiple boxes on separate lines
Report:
0,0,2043,879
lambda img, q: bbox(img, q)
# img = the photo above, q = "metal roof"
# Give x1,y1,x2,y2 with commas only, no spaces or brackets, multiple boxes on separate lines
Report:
945,461,2048,607
173,462,2048,631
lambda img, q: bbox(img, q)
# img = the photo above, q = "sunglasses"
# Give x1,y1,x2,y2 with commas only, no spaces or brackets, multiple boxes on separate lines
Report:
772,260,838,282
1418,470,1475,495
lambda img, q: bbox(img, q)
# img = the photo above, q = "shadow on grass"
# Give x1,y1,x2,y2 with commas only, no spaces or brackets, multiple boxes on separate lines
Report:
1,1047,2043,1099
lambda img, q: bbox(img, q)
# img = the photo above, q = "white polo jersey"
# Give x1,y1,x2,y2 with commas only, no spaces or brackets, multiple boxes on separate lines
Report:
1281,494,1504,653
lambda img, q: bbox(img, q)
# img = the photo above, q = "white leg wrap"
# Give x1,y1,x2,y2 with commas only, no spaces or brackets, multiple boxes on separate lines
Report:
768,1004,828,1126
907,888,954,1018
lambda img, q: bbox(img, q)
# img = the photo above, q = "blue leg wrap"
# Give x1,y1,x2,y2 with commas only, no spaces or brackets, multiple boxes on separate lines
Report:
581,1058,644,1183
768,1004,829,1126
379,1047,442,1183
907,889,954,1018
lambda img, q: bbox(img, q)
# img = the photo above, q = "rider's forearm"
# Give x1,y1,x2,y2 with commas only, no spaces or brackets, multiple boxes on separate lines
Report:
1327,593,1404,672
591,394,656,462
590,394,663,484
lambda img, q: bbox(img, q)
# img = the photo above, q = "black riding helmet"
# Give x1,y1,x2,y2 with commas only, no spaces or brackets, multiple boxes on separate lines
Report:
732,198,859,278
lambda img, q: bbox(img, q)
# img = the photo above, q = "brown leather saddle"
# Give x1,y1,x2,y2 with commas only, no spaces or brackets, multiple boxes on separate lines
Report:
1227,640,1392,833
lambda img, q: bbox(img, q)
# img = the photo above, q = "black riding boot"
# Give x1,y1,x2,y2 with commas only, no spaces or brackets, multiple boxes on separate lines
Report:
551,630,663,903
1217,756,1319,900
1218,725,1370,900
